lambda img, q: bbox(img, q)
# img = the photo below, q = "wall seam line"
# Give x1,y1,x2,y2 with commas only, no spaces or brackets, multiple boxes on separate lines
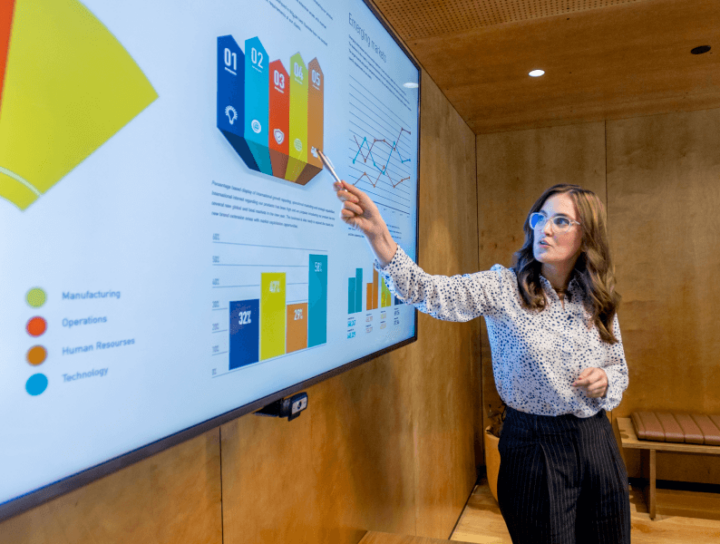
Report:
219,427,225,544
604,120,613,425
474,133,484,479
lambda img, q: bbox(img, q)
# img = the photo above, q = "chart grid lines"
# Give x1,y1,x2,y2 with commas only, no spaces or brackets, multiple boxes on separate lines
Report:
346,73,415,216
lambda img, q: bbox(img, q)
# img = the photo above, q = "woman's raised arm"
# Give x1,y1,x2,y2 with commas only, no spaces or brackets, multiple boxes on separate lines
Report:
333,180,505,322
333,180,397,267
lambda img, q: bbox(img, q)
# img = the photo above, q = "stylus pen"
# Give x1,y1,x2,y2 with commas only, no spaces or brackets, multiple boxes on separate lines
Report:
316,149,343,184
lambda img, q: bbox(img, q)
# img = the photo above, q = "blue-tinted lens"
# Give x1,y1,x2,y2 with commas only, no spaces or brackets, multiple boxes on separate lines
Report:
529,213,545,229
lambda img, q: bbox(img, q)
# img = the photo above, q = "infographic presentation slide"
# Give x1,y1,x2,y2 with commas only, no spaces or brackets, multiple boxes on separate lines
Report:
0,0,419,509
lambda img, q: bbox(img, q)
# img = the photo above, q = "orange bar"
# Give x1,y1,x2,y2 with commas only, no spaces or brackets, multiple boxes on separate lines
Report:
366,283,374,311
286,303,308,353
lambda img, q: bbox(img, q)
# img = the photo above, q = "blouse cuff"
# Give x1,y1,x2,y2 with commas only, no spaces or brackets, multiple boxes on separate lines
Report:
598,367,623,412
373,245,405,273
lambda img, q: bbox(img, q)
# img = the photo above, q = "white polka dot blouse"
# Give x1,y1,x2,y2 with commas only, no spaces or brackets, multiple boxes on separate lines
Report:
376,246,629,417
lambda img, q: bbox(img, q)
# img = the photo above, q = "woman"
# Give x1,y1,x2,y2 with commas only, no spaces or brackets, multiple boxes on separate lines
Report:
334,180,631,544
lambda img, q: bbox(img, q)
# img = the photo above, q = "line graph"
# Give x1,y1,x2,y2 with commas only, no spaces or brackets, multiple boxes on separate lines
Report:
347,74,415,215
351,128,411,188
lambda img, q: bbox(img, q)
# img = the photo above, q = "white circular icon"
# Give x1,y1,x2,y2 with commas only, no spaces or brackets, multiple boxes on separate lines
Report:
251,119,262,134
274,129,285,145
294,138,302,152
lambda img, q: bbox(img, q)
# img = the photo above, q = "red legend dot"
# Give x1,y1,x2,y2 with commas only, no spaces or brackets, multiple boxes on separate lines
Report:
27,317,47,337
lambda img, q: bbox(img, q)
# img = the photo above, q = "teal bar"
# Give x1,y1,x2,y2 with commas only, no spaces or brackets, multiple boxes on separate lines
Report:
348,278,356,314
244,37,273,174
308,255,327,347
355,268,363,315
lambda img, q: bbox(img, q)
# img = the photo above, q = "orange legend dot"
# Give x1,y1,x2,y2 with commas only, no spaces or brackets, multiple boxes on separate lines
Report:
27,317,47,337
27,346,47,365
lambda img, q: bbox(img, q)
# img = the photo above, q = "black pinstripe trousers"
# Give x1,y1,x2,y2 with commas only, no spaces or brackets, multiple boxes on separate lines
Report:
497,407,631,544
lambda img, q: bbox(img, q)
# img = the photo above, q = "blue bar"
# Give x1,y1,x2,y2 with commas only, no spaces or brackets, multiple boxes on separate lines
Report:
217,35,258,171
348,278,355,314
355,268,363,314
394,296,401,306
229,299,259,370
244,37,273,175
308,254,327,347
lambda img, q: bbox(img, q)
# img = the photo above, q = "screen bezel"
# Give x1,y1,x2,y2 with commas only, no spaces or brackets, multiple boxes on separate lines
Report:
0,0,421,523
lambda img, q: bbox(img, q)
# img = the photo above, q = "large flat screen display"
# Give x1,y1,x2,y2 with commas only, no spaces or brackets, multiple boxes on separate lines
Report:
0,0,420,519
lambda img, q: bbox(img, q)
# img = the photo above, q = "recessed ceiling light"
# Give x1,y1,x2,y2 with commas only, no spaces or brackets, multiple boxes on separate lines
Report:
691,45,711,55
403,82,419,88
529,69,545,77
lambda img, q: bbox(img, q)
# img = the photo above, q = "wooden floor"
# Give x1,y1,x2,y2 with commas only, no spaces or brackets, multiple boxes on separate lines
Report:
450,478,720,544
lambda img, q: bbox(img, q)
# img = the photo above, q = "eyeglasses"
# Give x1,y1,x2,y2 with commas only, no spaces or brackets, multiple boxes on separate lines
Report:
529,212,581,234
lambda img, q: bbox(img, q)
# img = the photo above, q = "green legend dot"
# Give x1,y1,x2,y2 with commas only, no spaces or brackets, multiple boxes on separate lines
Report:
26,288,47,308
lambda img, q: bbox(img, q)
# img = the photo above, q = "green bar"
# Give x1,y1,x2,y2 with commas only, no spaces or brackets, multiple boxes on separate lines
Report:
355,268,363,315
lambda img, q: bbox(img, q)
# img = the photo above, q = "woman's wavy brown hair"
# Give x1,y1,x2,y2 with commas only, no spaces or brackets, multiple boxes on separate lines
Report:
512,184,621,344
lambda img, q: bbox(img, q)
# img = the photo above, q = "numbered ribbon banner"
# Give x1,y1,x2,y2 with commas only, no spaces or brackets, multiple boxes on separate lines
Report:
217,35,324,186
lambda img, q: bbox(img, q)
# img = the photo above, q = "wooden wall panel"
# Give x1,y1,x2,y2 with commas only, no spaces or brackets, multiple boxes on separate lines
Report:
221,351,416,544
0,430,222,544
412,70,480,539
607,108,720,483
475,123,607,434
475,109,720,485
219,71,480,544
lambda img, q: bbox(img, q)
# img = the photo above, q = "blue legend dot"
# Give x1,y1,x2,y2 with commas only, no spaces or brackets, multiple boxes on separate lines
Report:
26,374,48,396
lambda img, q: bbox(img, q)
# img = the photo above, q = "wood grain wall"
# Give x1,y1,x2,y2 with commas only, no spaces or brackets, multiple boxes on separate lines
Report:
607,108,720,483
0,72,481,543
476,108,720,484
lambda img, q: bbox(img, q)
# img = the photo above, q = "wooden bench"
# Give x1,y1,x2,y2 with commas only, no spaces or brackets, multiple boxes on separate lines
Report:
617,417,720,520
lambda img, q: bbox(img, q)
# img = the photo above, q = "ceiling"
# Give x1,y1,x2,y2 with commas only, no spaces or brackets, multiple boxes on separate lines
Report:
373,0,720,134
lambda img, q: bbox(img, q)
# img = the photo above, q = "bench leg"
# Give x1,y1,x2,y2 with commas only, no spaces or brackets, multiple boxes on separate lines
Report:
649,449,656,520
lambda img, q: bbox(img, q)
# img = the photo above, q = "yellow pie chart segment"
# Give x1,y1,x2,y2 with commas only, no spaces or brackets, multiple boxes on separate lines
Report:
0,0,158,210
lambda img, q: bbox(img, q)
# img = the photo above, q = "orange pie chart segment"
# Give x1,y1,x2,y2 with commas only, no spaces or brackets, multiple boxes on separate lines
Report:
0,0,14,108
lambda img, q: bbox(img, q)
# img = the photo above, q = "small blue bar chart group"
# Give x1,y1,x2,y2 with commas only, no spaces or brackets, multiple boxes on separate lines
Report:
346,265,402,341
347,267,399,314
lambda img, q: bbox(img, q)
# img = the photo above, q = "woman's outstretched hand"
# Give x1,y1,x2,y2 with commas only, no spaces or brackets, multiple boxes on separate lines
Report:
333,180,397,267
333,180,382,235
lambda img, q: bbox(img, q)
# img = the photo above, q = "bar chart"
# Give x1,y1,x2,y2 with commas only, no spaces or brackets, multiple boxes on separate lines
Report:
347,266,398,314
227,254,326,370
211,239,327,372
